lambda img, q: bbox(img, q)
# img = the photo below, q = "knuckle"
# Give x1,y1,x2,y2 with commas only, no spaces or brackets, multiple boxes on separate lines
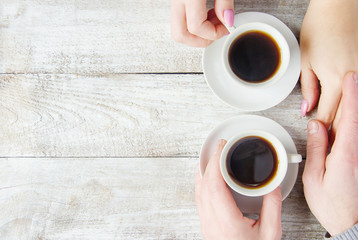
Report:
302,172,309,186
187,22,199,35
211,30,219,40
301,82,319,95
307,141,324,156
273,193,283,204
302,169,315,186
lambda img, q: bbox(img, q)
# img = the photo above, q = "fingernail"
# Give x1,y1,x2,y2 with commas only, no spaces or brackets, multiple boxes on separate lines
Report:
308,121,319,134
224,9,234,27
214,139,224,154
301,100,308,117
353,72,358,84
219,139,226,147
214,140,220,154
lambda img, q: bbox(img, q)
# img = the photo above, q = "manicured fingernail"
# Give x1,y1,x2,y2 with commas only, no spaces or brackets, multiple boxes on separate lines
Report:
353,72,358,84
308,121,318,134
224,9,234,27
301,100,308,117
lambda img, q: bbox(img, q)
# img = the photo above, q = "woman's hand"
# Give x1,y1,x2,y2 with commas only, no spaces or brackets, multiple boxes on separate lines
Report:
300,0,358,131
171,0,234,47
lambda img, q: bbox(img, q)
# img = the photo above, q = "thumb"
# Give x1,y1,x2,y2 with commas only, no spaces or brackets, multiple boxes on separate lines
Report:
259,187,282,239
303,120,327,185
300,66,320,117
332,71,358,154
214,0,234,27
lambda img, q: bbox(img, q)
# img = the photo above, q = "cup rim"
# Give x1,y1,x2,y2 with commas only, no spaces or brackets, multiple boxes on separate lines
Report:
220,130,288,197
222,22,290,89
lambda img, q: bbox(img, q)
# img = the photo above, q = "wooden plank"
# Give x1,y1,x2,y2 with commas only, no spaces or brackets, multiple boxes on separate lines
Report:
0,0,309,74
0,74,311,157
0,158,325,240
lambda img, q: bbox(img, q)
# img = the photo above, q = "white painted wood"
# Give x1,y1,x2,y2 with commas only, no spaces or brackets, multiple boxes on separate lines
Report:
0,158,201,240
0,0,309,74
0,158,325,240
0,74,311,157
0,0,325,239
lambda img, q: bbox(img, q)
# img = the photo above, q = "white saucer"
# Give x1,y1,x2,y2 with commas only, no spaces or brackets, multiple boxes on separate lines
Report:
202,12,300,111
199,115,299,213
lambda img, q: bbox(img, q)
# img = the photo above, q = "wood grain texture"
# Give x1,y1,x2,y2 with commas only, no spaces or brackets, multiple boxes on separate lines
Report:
0,0,309,74
0,0,325,239
0,73,312,157
0,158,325,240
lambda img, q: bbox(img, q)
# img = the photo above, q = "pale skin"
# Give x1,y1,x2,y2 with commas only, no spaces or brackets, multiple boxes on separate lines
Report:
195,139,282,240
300,0,358,132
171,0,358,130
174,0,358,237
170,0,234,47
303,72,358,237
195,74,358,238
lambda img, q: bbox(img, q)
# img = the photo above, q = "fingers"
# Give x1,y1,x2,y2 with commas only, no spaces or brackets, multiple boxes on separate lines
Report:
259,187,282,239
303,120,328,185
171,0,213,47
204,140,239,213
207,8,222,25
300,65,320,117
202,139,246,224
185,0,227,40
195,162,205,225
204,139,226,180
332,72,358,154
214,0,234,27
316,84,342,129
329,100,342,147
195,163,202,206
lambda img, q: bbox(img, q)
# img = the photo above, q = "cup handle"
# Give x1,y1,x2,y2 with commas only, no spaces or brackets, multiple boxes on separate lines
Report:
287,154,302,163
223,23,236,34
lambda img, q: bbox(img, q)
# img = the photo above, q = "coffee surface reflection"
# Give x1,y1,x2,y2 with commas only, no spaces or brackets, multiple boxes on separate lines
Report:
227,136,278,188
228,31,281,83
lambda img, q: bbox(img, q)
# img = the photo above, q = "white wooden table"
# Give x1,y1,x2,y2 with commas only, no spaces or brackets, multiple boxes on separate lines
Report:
0,0,326,239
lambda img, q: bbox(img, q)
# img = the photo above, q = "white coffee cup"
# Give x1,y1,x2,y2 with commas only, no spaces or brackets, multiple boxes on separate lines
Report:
220,130,301,197
222,22,290,88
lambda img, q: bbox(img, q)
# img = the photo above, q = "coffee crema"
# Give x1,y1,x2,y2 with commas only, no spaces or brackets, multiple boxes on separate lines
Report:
228,30,281,83
226,136,278,189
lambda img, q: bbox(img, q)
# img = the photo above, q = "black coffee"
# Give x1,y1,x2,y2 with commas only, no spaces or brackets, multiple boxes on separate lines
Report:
228,31,281,83
227,136,278,188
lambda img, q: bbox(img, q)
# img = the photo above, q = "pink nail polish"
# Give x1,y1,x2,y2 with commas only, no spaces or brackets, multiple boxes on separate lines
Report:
224,9,234,28
301,100,308,117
